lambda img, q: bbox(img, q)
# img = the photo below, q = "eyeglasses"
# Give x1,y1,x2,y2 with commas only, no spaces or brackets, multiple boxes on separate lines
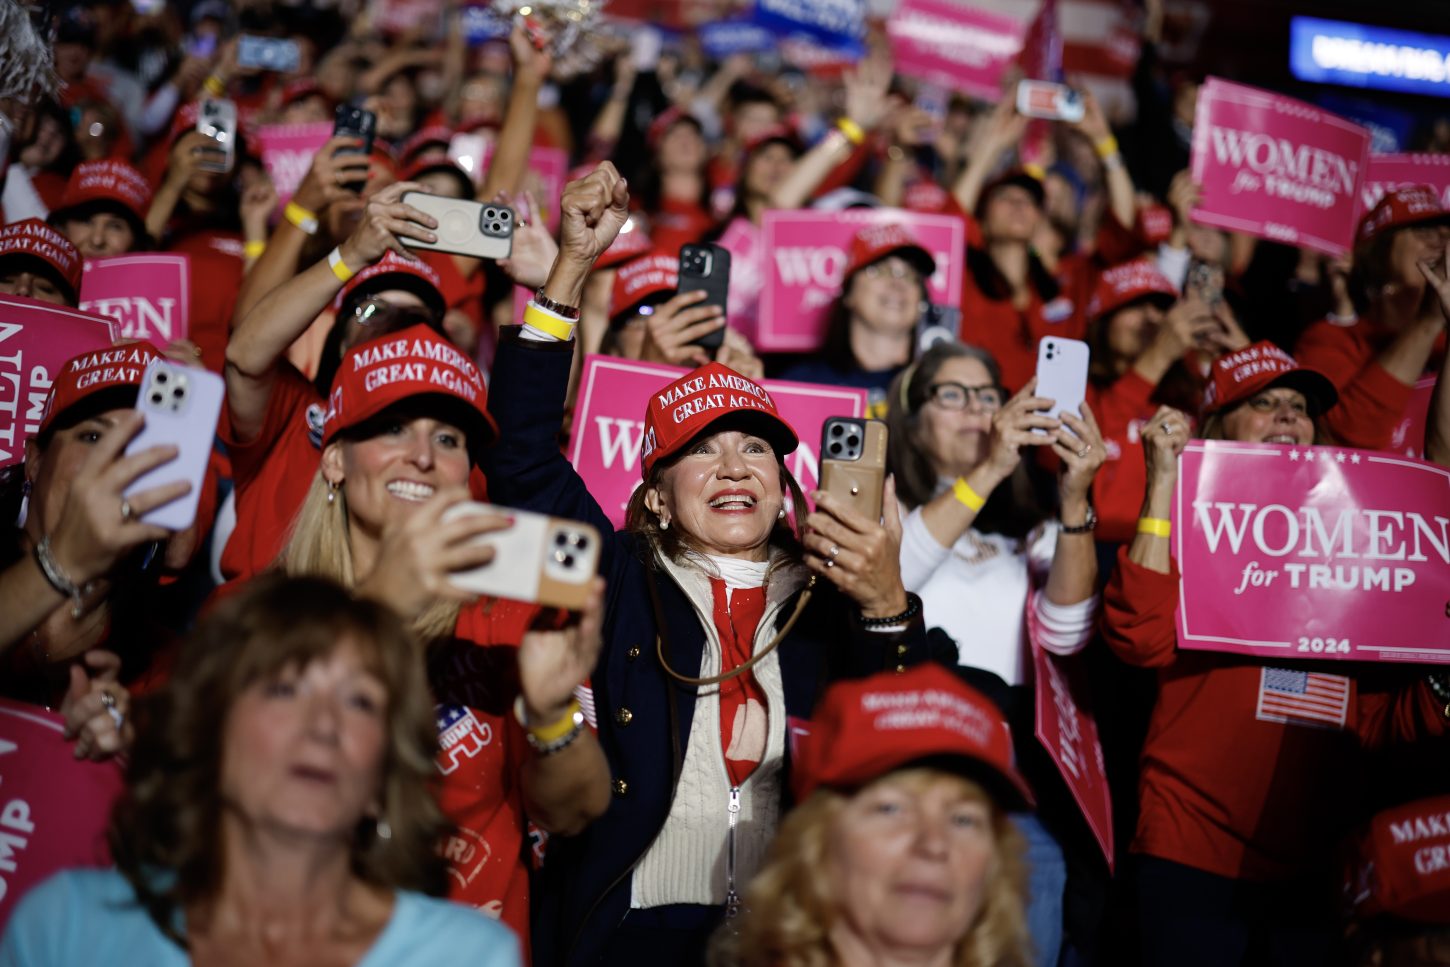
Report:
352,297,435,332
927,382,1003,411
860,258,922,283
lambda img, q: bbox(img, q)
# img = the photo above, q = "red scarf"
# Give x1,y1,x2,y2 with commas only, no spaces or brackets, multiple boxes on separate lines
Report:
709,578,768,787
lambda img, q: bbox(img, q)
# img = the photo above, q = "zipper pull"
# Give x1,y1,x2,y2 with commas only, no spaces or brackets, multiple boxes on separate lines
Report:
725,785,742,919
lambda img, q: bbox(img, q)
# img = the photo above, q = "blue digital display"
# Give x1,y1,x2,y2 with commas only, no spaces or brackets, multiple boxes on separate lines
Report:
1290,16,1450,98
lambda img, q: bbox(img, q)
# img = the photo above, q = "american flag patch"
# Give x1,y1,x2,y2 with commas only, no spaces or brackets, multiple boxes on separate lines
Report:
1256,667,1351,730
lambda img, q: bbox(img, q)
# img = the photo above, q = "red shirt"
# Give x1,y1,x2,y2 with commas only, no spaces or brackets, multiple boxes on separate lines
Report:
433,597,543,958
1102,550,1447,881
176,246,244,373
647,197,714,258
218,363,323,581
1294,314,1446,451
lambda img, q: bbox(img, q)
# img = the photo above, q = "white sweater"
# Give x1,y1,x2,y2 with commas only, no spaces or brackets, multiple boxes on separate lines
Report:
900,500,1097,687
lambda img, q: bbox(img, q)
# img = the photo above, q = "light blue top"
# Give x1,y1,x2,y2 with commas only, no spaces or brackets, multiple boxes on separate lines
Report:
0,869,521,966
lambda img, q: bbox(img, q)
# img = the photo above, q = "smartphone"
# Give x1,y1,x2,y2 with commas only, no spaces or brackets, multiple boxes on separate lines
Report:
1016,80,1085,123
819,418,887,521
237,34,302,73
1187,259,1224,307
441,503,601,610
917,303,960,354
195,98,237,174
400,192,513,260
1034,337,1090,436
123,361,225,532
333,104,376,191
678,243,730,351
185,32,218,58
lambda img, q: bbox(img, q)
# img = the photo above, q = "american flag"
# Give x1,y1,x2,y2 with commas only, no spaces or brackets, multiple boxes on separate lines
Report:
1256,668,1351,730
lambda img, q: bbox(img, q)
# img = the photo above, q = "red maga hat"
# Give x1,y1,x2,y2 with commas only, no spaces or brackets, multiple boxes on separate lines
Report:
791,663,1033,809
1202,340,1338,417
639,361,797,479
742,123,803,158
1356,185,1449,248
336,251,448,322
0,219,84,303
52,159,154,228
609,252,678,324
38,342,163,438
647,106,703,151
843,222,935,282
1347,795,1450,924
397,125,455,167
1087,258,1178,321
322,322,495,449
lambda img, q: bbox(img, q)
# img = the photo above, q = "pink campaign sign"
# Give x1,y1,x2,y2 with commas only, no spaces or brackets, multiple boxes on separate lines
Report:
0,700,124,932
1362,153,1450,212
257,122,333,209
1190,78,1370,257
887,0,1026,101
1173,440,1450,665
569,355,867,527
1029,626,1113,869
0,295,115,469
758,209,965,352
78,254,190,344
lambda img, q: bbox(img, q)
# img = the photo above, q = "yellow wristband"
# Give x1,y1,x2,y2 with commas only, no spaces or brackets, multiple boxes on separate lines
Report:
1094,135,1120,159
284,200,319,235
523,302,576,341
1137,517,1172,538
520,698,583,743
952,478,986,512
243,240,267,259
327,247,355,284
836,116,865,146
202,75,226,97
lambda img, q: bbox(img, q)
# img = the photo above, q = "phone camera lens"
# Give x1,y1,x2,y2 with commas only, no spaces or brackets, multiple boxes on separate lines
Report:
555,532,568,546
172,387,184,397
830,424,843,437
575,535,588,549
150,392,163,404
490,222,501,232
829,441,842,456
846,434,860,449
156,372,168,384
562,554,576,568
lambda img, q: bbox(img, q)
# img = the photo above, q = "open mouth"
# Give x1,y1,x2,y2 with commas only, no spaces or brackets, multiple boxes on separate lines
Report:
289,765,337,784
386,480,436,502
1263,434,1299,445
708,492,757,512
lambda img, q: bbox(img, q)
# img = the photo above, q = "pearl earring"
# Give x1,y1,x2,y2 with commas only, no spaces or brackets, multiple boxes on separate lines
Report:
660,518,670,531
327,480,340,504
778,507,786,520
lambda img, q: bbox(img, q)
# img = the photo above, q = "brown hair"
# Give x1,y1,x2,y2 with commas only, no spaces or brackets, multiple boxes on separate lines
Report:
886,341,1052,539
711,770,1032,967
1198,389,1334,447
108,573,447,947
1085,300,1200,414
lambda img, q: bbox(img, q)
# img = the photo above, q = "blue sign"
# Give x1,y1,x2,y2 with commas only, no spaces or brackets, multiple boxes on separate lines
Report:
461,5,510,46
752,0,865,48
1290,16,1450,98
1314,92,1417,154
699,20,778,59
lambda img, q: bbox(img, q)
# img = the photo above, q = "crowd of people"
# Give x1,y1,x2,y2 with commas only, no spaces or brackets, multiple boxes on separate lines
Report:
0,0,1447,964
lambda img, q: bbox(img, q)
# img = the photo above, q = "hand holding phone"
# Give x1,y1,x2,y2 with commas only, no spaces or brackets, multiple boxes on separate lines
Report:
677,244,730,351
333,105,377,192
195,98,237,174
123,360,225,531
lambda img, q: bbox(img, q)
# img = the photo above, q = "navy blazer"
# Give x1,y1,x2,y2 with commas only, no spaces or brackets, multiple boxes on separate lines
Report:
484,331,935,966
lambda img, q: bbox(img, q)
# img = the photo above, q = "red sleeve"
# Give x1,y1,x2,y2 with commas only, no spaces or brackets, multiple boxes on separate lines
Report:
1324,360,1416,450
182,249,243,374
219,362,317,485
1090,370,1157,438
1091,209,1148,266
1295,318,1374,389
1101,546,1181,668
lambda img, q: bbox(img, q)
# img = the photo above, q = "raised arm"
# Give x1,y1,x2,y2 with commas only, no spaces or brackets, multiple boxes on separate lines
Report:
769,52,892,211
951,96,1028,216
1071,88,1136,232
477,26,551,203
223,181,436,443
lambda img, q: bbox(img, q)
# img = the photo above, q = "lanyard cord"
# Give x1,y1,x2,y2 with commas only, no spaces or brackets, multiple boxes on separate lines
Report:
646,567,817,688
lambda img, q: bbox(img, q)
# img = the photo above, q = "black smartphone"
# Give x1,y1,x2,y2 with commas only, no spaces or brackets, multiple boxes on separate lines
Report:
677,243,730,351
333,104,376,192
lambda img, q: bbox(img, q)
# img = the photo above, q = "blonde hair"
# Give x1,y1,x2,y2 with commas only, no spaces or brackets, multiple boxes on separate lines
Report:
281,470,459,642
712,770,1032,967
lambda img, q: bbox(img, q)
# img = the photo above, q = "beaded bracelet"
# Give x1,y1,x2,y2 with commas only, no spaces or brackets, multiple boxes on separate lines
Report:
859,594,922,629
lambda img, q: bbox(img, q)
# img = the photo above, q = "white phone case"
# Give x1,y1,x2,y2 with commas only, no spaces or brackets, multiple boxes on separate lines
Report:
441,502,600,610
123,360,224,531
400,192,513,260
1034,337,1090,435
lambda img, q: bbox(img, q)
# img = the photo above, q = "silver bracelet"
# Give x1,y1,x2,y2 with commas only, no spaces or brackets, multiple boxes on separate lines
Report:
34,537,95,619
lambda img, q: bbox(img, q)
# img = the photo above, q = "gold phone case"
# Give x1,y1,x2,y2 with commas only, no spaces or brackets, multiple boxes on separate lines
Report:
819,419,887,520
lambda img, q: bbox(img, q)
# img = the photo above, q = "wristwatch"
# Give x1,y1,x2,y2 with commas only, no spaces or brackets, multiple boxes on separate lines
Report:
533,287,580,321
1060,506,1098,535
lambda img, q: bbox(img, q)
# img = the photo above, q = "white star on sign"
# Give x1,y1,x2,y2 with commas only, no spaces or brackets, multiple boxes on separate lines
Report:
1288,450,1300,461
1303,450,1315,462
1351,453,1361,464
1335,452,1346,463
